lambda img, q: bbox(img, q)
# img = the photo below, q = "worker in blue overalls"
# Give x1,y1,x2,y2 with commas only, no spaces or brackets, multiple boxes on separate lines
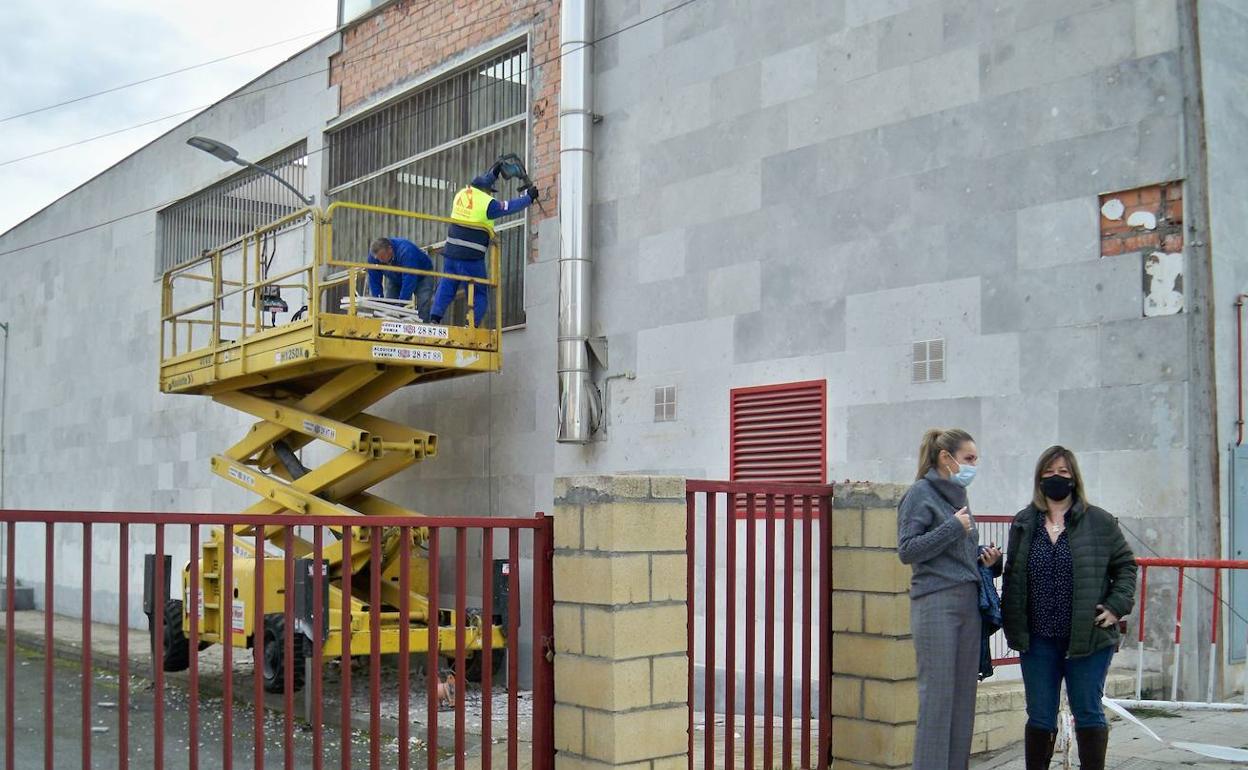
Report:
367,236,435,321
429,166,538,326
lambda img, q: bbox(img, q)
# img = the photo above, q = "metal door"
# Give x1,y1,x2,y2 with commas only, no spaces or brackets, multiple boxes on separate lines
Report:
1230,444,1248,660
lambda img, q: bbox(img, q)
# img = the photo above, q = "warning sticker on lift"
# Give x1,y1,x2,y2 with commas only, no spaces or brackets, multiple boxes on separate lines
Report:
228,466,256,487
380,321,449,340
371,346,444,363
185,585,205,619
232,600,246,633
302,419,336,441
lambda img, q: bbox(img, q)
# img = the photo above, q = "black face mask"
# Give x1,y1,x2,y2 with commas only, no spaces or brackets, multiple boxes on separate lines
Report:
1041,475,1075,502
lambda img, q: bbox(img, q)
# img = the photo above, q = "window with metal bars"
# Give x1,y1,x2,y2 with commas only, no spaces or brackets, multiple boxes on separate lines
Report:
326,44,529,328
156,142,308,276
729,379,827,516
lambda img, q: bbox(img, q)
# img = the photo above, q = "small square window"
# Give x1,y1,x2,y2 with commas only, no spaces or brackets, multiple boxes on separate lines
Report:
912,339,945,383
654,386,677,422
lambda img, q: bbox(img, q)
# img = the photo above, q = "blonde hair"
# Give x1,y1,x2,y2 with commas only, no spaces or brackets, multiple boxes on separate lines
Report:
915,428,975,481
1032,445,1088,510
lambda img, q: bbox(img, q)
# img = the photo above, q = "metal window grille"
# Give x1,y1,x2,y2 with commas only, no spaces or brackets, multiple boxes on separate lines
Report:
912,338,945,383
654,386,677,422
326,44,529,328
157,142,308,276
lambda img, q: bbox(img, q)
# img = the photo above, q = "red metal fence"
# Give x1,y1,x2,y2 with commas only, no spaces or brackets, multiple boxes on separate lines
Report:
975,515,1019,667
685,481,834,770
1130,557,1248,705
0,509,554,770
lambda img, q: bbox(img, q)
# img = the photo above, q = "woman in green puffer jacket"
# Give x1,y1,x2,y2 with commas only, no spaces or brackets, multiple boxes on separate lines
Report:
1001,446,1136,770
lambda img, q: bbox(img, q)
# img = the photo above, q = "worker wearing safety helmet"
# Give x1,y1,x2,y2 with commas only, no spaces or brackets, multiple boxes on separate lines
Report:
429,165,538,326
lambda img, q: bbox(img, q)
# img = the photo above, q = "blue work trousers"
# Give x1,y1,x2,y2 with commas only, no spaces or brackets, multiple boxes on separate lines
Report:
379,272,435,321
430,257,489,326
1019,635,1114,731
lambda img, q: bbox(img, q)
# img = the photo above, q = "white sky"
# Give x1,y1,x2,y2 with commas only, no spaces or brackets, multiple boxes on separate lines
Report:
0,0,339,235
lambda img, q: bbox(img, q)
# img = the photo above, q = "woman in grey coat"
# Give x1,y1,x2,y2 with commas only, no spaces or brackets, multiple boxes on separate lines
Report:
897,428,1001,770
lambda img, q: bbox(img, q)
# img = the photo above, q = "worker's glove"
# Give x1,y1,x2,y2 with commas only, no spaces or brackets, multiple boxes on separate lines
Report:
525,184,540,202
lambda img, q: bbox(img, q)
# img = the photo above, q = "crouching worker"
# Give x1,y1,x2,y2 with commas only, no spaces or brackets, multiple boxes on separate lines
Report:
367,237,435,321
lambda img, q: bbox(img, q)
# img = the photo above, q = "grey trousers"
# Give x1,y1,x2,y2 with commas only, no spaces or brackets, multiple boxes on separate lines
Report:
910,582,981,770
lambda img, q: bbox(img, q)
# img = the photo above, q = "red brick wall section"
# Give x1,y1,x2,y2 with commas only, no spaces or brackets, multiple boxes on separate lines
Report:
331,0,561,261
1099,182,1183,257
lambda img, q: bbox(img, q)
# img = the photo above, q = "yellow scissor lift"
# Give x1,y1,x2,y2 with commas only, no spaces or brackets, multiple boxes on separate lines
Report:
149,202,505,692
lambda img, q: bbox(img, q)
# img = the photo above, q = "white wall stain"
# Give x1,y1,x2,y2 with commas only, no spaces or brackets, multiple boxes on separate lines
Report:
1127,210,1158,229
1144,251,1184,317
1101,198,1126,220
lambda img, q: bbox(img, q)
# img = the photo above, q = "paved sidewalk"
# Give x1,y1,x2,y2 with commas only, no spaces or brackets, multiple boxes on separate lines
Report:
971,705,1248,768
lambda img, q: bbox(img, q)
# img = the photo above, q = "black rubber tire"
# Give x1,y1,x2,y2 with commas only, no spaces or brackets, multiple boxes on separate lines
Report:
257,613,305,694
464,648,507,684
160,599,191,672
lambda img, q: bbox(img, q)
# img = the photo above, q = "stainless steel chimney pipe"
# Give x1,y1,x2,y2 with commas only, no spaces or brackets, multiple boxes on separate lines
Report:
556,0,597,443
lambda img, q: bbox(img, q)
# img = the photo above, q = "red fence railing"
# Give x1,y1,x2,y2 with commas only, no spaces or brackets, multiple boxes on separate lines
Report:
975,515,1019,667
686,480,833,770
0,509,554,770
1129,557,1248,705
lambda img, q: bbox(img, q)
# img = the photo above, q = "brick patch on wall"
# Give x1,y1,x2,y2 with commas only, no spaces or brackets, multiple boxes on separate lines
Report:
331,0,561,261
1099,182,1183,257
1099,182,1185,316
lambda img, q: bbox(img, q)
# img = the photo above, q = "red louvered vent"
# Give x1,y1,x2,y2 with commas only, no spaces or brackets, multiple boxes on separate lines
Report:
730,379,827,517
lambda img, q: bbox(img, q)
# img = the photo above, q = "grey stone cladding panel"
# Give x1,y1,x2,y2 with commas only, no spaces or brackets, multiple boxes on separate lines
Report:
1057,382,1187,452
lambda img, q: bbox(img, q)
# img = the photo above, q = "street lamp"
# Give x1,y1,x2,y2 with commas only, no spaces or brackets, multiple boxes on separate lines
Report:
186,136,314,206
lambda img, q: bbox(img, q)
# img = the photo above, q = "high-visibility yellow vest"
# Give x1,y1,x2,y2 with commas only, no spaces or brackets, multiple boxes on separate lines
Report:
451,186,496,228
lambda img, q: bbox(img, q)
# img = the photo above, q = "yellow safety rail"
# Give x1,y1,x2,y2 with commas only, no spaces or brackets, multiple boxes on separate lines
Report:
321,200,502,339
159,203,503,394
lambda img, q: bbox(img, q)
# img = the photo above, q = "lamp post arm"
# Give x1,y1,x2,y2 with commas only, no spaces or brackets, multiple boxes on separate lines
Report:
235,159,314,206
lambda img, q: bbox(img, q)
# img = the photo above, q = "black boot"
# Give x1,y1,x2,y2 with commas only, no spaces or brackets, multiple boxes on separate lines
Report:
1075,726,1109,770
1024,725,1056,770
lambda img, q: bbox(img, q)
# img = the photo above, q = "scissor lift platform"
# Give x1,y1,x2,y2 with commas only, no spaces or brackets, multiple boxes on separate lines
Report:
152,202,507,690
159,312,501,396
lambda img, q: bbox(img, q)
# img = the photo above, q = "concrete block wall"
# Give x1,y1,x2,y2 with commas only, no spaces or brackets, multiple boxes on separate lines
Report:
581,0,1204,695
551,475,689,770
829,483,916,768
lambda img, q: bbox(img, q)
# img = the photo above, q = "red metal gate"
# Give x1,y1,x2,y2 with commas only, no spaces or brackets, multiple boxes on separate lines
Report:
0,509,554,770
686,481,833,770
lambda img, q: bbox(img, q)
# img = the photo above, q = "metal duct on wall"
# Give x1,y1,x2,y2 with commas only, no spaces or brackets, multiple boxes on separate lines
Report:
556,0,599,443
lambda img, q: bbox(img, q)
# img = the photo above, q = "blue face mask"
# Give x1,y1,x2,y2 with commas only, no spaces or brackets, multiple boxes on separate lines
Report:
951,463,978,488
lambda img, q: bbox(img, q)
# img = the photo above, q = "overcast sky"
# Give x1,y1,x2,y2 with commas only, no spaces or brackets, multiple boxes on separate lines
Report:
0,0,338,235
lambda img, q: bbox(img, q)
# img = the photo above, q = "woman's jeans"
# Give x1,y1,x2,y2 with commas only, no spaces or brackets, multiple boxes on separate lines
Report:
1019,635,1114,731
